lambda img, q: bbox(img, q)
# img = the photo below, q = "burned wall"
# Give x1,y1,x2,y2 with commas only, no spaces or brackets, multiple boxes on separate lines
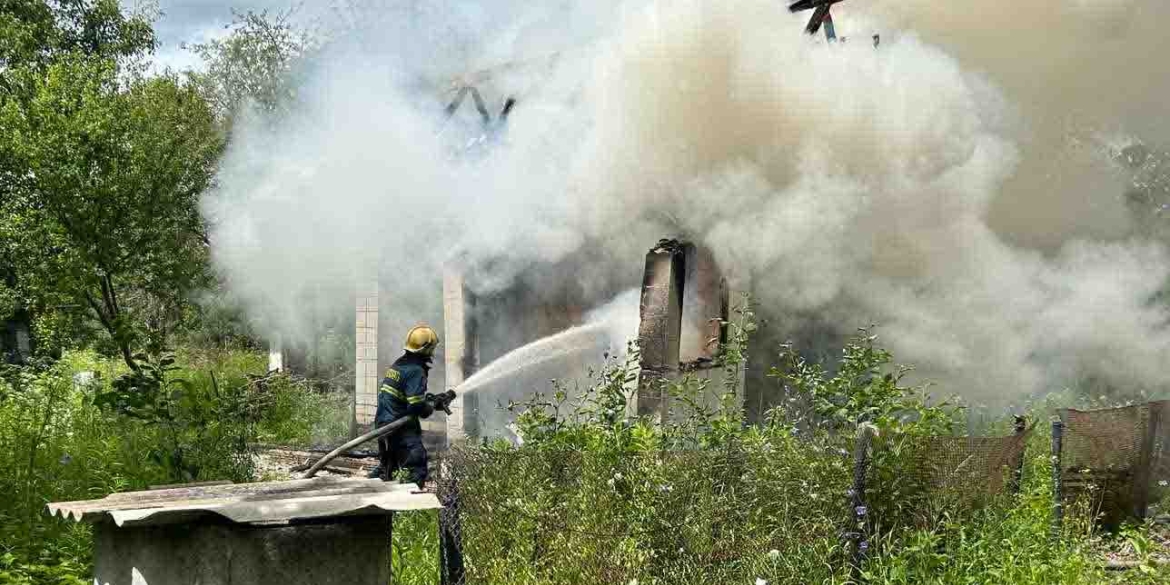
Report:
635,240,738,421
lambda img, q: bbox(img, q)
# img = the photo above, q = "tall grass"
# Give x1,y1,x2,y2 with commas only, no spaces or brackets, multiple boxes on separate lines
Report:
439,317,1168,585
1,318,1165,584
0,349,347,582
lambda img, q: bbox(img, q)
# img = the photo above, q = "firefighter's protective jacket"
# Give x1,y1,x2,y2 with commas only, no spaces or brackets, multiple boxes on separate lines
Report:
376,352,433,426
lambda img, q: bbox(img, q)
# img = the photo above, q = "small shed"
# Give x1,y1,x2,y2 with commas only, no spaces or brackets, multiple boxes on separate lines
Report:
48,478,442,585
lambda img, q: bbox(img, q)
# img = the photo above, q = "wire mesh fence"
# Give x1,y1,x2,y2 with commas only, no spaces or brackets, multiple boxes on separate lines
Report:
864,423,1032,531
432,422,1042,584
1056,401,1168,528
427,403,1170,583
436,442,855,585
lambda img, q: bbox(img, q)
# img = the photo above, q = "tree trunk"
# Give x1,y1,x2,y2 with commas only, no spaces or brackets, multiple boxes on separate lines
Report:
84,287,139,372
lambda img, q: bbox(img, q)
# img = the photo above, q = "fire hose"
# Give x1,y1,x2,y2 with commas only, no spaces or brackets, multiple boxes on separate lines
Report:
299,390,457,478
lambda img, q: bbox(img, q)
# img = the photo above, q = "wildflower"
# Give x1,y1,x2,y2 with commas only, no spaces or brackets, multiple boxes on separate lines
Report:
859,541,869,553
608,478,616,487
837,448,850,457
629,580,638,585
855,506,867,517
756,578,768,585
768,549,780,560
1160,480,1168,487
615,473,624,481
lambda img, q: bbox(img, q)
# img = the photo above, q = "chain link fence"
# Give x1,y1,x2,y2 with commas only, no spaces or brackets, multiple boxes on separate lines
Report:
431,424,1040,584
426,403,1167,583
436,443,854,584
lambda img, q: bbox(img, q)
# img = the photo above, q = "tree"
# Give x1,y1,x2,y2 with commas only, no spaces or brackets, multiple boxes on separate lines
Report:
187,7,317,123
0,0,154,73
1119,142,1170,239
0,1,223,369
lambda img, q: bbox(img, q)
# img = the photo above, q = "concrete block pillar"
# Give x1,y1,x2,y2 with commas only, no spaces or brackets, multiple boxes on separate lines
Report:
636,239,686,420
267,336,286,373
443,267,478,444
355,283,379,427
14,322,29,359
680,244,728,364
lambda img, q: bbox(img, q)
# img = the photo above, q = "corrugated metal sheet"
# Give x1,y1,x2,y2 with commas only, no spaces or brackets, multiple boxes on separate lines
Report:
47,478,441,528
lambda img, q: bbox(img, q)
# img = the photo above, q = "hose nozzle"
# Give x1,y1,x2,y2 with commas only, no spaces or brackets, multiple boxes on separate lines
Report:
426,389,457,415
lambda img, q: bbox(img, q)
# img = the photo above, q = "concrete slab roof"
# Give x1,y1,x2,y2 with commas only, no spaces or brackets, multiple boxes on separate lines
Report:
47,478,442,528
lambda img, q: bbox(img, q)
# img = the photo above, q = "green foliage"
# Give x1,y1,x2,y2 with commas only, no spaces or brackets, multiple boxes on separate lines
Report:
0,349,292,576
456,431,853,585
509,296,759,453
391,511,440,585
864,448,1102,585
0,296,1163,584
0,281,16,321
0,358,154,571
0,0,154,73
767,328,961,437
89,352,263,483
451,308,1163,585
0,552,89,585
458,302,851,584
187,7,317,122
176,291,260,351
1,60,223,365
1,1,224,365
254,374,350,447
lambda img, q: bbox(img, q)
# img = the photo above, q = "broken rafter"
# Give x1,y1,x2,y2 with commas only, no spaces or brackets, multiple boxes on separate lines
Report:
788,0,846,37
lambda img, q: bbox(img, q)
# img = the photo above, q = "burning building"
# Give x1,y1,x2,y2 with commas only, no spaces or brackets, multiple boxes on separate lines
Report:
329,63,796,449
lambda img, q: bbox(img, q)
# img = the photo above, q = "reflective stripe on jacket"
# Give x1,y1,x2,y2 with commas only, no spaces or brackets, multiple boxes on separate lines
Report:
375,352,431,425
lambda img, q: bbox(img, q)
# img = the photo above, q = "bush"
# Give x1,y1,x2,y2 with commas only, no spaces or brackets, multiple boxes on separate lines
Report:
443,309,1165,585
449,307,859,584
1,306,1164,585
0,348,342,579
452,432,854,584
254,374,350,447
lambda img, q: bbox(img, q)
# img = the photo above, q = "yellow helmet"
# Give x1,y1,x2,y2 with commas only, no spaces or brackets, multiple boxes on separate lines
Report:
403,325,440,355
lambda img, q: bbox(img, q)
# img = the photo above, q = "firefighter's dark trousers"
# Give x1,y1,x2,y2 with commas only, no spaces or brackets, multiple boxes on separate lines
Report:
377,418,428,487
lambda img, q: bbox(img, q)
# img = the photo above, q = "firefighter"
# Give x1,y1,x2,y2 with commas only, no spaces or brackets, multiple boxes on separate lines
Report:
369,325,440,487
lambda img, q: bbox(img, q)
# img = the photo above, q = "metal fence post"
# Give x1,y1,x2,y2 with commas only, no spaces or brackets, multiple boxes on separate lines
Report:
1010,416,1027,494
439,463,465,585
846,424,875,581
1051,419,1064,536
1133,402,1162,520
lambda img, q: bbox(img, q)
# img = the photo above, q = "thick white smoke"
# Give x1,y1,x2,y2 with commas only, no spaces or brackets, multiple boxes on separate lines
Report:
204,0,1170,405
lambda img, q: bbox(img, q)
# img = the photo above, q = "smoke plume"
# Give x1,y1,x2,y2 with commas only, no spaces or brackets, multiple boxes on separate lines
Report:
204,0,1170,405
